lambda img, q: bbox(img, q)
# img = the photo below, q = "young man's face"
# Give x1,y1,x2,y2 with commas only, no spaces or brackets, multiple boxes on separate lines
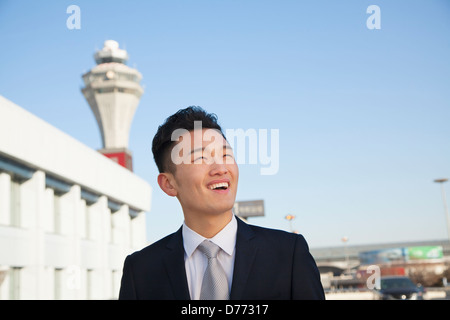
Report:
159,128,239,219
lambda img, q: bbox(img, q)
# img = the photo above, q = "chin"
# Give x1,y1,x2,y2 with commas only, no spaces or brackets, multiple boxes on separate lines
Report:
209,202,235,215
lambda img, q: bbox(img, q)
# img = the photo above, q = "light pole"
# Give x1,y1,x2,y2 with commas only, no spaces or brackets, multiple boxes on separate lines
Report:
434,178,450,242
341,236,349,274
285,214,296,233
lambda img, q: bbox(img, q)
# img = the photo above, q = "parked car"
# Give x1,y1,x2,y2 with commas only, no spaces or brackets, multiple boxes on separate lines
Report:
372,276,425,300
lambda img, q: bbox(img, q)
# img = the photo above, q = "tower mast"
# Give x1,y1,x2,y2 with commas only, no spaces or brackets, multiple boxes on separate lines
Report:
81,40,144,171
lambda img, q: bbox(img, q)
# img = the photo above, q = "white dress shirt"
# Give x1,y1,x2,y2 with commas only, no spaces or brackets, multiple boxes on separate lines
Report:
182,215,237,300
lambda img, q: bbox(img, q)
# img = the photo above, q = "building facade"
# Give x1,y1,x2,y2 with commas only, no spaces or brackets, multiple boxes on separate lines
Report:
0,95,152,299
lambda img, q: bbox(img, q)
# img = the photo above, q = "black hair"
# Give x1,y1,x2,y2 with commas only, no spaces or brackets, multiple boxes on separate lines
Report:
152,106,225,173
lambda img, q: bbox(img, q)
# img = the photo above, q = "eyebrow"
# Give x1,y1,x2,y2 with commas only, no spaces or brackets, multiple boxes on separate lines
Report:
189,145,233,155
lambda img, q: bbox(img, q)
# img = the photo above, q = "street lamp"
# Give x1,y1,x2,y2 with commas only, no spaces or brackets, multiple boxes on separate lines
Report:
285,214,296,233
434,178,450,242
341,236,350,274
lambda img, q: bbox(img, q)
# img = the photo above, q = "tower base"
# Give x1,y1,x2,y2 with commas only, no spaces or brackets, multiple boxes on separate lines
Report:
98,148,133,171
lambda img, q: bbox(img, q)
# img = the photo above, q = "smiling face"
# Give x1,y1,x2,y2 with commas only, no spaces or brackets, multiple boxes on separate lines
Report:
157,128,239,222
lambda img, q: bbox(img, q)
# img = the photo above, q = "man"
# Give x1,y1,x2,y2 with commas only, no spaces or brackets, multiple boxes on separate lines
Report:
119,106,325,300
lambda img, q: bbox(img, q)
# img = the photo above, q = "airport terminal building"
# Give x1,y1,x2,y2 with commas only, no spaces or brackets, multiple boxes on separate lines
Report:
0,95,152,299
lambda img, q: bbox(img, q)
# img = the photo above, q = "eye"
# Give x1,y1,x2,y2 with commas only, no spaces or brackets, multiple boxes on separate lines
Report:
193,156,207,163
223,153,235,163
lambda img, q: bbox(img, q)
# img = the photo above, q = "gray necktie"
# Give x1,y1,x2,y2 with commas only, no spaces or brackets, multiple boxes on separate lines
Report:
197,240,229,300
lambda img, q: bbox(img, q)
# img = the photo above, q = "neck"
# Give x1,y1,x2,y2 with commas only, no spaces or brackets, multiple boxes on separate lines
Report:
184,210,233,238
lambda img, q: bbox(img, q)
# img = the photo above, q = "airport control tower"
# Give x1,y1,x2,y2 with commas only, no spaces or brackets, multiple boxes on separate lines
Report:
81,40,144,171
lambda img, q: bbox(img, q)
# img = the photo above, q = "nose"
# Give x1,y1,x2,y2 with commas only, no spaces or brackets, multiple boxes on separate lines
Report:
209,159,228,176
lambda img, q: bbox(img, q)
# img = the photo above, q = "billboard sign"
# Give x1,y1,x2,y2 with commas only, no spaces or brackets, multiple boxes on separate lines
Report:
407,246,443,260
359,245,444,265
233,200,265,218
359,248,407,265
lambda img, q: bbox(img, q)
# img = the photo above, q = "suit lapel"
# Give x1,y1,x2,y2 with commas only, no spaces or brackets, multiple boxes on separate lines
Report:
230,218,258,300
163,227,191,300
161,218,257,300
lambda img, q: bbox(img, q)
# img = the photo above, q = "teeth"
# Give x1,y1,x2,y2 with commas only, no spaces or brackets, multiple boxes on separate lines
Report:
209,182,229,190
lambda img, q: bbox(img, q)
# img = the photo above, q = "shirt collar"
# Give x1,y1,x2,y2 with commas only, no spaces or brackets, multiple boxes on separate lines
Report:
182,215,237,258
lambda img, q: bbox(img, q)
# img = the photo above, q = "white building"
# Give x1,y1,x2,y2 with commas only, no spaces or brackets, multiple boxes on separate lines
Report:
0,95,152,299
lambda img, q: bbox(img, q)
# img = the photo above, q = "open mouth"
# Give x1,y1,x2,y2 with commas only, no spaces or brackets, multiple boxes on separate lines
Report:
208,182,230,191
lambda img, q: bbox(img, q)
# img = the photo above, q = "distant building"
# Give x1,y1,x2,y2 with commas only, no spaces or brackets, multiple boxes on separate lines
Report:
311,239,450,289
0,41,151,300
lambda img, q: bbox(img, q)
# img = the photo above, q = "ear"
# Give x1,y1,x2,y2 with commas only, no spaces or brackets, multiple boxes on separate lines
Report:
157,173,178,197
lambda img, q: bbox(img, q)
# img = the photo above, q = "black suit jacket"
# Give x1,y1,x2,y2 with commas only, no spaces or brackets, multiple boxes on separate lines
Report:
119,217,325,300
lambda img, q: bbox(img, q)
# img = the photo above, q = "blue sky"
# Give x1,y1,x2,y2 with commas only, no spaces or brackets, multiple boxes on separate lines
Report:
1,0,450,248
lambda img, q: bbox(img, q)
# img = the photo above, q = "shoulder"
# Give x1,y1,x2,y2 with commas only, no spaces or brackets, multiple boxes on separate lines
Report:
247,222,297,238
126,228,182,263
238,218,310,250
